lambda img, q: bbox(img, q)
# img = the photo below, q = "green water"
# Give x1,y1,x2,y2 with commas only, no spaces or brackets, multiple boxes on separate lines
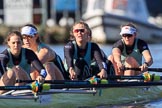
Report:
1,86,162,108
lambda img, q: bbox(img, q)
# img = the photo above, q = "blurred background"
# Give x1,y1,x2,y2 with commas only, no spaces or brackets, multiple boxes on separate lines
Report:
0,0,162,44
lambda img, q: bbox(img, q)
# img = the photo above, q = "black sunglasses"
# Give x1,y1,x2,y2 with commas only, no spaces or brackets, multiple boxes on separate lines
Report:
22,36,33,39
122,34,133,38
73,29,85,33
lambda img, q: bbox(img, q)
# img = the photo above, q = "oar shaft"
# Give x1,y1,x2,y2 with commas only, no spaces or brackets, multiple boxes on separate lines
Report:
16,80,90,84
48,81,162,89
110,75,162,81
125,67,162,72
0,85,31,90
2,80,162,90
107,75,144,80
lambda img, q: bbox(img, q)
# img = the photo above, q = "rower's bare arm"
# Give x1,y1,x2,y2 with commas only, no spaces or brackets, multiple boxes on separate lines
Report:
36,48,51,64
112,48,122,64
142,50,153,67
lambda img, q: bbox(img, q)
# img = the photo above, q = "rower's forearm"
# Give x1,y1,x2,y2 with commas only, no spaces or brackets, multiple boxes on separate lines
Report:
114,55,122,64
145,58,153,67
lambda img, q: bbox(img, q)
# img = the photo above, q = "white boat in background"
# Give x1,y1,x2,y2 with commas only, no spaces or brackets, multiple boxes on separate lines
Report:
82,0,162,43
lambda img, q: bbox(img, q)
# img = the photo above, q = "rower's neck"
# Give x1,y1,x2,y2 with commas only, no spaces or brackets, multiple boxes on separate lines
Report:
76,41,87,49
30,43,39,52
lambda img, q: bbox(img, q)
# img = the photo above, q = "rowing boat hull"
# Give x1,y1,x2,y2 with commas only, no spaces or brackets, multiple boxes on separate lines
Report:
51,86,162,107
0,86,162,108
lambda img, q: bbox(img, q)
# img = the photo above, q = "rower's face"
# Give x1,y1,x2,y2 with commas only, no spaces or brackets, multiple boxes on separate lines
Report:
8,35,22,56
22,35,36,48
73,24,89,42
122,33,136,46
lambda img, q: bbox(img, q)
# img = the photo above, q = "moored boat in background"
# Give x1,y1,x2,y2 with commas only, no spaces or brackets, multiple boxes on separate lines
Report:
82,0,162,43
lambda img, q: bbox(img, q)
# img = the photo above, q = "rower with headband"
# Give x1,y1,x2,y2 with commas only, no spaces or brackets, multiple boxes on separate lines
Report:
21,24,68,80
108,22,153,76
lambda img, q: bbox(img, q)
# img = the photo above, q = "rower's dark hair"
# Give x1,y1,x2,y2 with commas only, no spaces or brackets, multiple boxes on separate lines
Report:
5,30,22,45
23,24,38,31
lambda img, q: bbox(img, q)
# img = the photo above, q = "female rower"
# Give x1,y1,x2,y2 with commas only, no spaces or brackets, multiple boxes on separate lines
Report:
64,21,108,80
21,24,67,80
0,31,47,94
108,23,153,75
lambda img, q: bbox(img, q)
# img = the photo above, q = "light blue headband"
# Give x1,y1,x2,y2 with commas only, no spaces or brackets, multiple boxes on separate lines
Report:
120,26,136,35
21,26,37,37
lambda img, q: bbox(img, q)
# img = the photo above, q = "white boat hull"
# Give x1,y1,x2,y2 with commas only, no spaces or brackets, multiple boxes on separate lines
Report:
51,86,162,107
0,86,162,107
83,13,162,43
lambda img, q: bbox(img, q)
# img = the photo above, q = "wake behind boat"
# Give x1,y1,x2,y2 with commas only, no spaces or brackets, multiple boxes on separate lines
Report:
1,72,162,107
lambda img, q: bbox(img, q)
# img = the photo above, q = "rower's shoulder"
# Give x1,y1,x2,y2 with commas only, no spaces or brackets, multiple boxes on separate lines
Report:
37,43,52,52
137,39,148,46
113,40,123,47
23,48,36,55
137,38,147,43
90,42,99,46
64,41,74,49
1,49,8,54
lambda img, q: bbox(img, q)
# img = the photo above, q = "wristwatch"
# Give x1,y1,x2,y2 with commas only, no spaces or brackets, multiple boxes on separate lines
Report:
144,62,149,67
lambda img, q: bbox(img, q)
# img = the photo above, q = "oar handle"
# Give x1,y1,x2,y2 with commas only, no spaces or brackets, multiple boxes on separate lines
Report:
124,67,162,72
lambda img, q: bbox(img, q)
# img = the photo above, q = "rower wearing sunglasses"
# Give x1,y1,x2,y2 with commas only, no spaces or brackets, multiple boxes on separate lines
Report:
64,21,108,80
21,24,67,80
108,23,153,76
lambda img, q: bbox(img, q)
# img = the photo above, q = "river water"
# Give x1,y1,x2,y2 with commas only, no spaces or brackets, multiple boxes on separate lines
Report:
0,43,162,108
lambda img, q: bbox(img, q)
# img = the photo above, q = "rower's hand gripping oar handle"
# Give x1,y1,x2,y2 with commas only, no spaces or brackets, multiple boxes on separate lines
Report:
124,67,162,72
